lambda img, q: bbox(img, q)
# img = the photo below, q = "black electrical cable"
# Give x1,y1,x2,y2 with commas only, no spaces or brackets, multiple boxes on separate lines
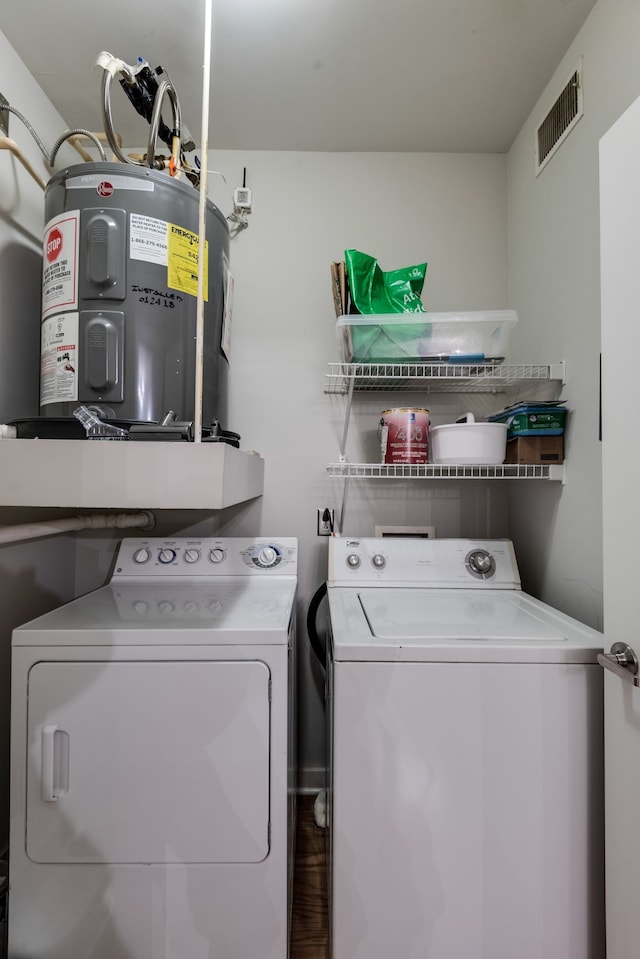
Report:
306,581,328,669
322,507,334,534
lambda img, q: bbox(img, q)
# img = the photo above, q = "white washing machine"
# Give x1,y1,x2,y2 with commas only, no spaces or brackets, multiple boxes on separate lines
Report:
9,536,297,959
327,537,604,959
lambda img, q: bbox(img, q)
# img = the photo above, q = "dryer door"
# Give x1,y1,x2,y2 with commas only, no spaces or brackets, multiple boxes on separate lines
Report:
26,660,270,864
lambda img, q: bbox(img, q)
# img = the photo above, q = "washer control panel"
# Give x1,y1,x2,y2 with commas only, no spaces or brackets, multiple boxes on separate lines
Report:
328,538,520,589
113,537,298,579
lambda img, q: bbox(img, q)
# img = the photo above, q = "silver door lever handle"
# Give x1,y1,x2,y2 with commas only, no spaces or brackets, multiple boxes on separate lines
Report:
597,642,640,687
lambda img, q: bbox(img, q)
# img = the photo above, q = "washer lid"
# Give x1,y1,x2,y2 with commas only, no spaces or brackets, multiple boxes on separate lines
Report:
328,587,604,663
361,589,565,640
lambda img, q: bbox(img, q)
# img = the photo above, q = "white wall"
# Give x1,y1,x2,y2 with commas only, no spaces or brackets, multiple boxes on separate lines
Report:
196,149,510,783
0,29,84,851
506,0,640,629
70,147,510,784
0,63,511,806
5,0,630,802
56,144,509,786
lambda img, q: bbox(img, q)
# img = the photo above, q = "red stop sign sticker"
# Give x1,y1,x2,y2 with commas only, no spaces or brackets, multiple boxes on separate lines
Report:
45,227,63,263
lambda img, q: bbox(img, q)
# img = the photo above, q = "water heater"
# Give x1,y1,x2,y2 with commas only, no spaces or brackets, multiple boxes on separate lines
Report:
40,162,230,429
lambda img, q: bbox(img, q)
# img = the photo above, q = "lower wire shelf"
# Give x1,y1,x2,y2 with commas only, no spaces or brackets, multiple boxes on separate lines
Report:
326,462,565,481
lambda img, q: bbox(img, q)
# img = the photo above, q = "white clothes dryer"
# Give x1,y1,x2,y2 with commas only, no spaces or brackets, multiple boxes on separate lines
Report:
9,537,297,959
326,537,604,959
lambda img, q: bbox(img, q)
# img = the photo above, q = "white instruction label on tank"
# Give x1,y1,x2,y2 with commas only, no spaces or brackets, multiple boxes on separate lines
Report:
42,211,79,318
40,313,78,406
130,213,168,265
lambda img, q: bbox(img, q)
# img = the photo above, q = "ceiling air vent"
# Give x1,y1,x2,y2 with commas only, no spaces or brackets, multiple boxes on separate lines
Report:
535,60,583,175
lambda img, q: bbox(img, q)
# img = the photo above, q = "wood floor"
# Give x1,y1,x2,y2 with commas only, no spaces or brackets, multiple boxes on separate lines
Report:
291,795,329,959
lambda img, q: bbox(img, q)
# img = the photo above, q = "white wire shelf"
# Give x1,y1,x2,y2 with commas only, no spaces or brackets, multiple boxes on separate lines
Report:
326,462,565,481
325,362,565,393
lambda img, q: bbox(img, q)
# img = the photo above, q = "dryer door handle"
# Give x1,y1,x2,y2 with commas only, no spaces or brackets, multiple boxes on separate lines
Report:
41,724,69,802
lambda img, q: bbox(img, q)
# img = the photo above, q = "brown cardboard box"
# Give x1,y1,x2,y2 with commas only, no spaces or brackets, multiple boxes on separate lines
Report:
505,435,564,464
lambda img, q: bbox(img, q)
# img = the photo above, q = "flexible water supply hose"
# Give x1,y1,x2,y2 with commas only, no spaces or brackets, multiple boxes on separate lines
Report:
97,51,182,171
0,510,155,547
97,53,143,166
100,68,143,166
146,78,181,172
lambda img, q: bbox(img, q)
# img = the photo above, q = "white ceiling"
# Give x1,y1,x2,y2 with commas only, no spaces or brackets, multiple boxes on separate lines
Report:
2,0,595,153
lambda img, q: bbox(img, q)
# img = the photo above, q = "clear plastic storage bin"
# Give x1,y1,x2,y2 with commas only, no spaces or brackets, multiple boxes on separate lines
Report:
336,310,518,364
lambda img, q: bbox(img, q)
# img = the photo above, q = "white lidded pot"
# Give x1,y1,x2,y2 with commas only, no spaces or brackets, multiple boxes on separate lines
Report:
430,413,507,465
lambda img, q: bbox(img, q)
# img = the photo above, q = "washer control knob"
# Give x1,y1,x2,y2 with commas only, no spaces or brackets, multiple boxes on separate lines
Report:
466,549,496,579
209,548,226,564
157,600,175,613
133,547,151,564
184,549,200,564
158,548,177,565
183,600,199,614
346,553,361,569
252,545,282,568
372,554,386,569
133,600,148,615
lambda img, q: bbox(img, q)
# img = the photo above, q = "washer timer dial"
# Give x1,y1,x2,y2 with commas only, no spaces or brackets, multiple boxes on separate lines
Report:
465,548,496,579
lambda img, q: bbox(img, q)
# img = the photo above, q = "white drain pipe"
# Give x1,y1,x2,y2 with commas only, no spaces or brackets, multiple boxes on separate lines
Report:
0,136,46,190
194,0,213,444
0,510,155,546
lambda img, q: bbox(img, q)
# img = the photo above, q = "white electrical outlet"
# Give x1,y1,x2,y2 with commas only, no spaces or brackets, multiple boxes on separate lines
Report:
317,508,335,536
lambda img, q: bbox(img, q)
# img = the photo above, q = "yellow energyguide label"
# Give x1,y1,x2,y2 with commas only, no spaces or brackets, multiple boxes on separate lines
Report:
167,223,209,300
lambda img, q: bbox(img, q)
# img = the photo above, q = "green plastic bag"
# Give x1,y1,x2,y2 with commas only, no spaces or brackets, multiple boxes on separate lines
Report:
344,249,428,362
344,249,427,315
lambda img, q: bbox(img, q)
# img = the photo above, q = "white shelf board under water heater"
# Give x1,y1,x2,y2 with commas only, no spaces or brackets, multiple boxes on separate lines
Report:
0,441,264,509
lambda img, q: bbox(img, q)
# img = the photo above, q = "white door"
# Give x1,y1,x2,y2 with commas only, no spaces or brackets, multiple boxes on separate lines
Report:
599,94,640,956
26,659,271,864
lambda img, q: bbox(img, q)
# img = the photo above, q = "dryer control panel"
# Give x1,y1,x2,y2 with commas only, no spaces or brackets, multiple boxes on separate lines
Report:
112,537,298,579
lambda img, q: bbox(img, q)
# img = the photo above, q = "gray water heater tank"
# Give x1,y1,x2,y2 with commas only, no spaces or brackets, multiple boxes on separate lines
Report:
40,162,230,429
